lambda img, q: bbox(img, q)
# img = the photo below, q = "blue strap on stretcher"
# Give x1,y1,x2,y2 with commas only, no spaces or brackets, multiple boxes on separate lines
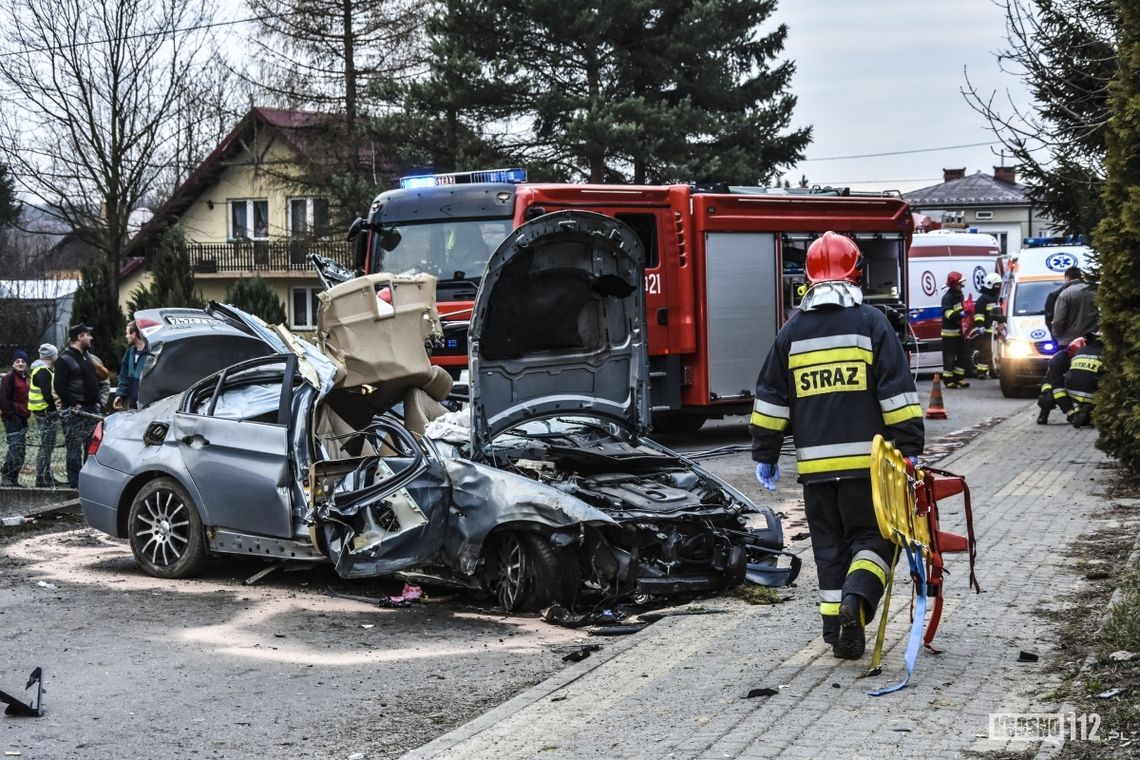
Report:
868,544,927,696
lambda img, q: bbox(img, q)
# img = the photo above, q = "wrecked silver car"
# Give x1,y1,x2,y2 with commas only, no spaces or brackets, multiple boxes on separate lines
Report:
80,211,797,611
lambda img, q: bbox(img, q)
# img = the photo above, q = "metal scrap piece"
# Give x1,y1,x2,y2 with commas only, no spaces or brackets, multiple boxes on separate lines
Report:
0,668,44,717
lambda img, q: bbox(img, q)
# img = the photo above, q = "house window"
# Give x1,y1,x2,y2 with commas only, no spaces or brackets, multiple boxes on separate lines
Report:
289,197,330,237
230,199,269,240
291,286,321,329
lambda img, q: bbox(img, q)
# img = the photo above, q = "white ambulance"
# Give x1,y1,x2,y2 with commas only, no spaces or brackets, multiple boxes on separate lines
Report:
993,239,1097,397
906,230,1002,372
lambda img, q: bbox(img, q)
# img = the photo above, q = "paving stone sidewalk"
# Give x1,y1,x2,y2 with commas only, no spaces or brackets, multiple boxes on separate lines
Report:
403,402,1128,759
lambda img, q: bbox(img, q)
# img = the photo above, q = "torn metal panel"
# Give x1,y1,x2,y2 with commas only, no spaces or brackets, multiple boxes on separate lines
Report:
442,458,617,576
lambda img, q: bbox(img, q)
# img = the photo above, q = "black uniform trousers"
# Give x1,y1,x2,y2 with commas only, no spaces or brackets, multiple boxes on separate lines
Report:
804,477,894,643
941,334,972,384
1037,351,1073,418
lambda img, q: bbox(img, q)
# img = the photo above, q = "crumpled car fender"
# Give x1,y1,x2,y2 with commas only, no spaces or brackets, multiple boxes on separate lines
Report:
442,458,617,576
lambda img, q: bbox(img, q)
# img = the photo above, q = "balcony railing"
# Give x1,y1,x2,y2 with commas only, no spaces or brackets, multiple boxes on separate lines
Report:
141,239,355,273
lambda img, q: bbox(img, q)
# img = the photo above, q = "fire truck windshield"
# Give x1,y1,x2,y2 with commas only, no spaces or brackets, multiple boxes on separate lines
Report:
377,219,513,283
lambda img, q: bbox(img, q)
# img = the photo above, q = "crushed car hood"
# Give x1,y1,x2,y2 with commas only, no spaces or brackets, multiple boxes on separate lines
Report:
468,211,650,453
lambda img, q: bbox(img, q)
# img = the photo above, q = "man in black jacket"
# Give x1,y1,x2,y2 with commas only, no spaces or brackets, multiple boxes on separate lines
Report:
53,324,100,488
750,232,925,660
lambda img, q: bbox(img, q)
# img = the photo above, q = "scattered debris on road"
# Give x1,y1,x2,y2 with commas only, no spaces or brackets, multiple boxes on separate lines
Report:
0,668,44,717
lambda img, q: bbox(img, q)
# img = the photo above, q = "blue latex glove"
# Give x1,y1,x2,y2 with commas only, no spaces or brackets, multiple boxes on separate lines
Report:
908,456,919,468
755,462,780,491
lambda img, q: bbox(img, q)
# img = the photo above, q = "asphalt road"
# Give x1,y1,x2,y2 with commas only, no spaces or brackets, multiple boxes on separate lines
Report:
0,373,1031,760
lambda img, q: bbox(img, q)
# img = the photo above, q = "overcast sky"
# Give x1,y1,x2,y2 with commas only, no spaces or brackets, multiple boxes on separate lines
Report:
773,1,1030,194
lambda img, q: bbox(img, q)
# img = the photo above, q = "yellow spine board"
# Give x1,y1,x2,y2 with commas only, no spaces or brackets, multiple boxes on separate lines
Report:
870,435,931,557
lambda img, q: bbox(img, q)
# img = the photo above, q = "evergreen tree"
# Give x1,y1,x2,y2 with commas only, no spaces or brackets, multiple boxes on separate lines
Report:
126,227,204,315
71,260,126,373
406,0,809,183
225,277,287,325
1090,0,1140,474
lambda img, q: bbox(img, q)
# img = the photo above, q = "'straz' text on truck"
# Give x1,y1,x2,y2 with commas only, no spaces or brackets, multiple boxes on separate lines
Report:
348,169,914,433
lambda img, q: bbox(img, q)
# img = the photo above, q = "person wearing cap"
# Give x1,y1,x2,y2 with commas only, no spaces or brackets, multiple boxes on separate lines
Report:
113,321,148,411
1,350,31,486
750,232,924,660
28,344,60,487
53,323,100,488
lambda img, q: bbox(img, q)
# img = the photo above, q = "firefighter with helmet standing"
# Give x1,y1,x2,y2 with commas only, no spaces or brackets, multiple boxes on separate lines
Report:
750,231,925,659
941,271,972,387
970,272,1005,378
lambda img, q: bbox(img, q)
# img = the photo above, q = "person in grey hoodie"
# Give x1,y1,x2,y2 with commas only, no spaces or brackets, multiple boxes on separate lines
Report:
1051,266,1098,346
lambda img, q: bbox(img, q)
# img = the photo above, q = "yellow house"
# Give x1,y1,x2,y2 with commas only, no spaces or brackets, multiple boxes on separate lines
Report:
122,107,361,331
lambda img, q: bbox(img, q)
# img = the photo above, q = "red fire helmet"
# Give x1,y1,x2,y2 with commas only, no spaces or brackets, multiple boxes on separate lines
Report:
805,232,862,284
946,271,965,287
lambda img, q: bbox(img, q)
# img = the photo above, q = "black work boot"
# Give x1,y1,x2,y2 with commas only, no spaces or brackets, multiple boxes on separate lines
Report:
833,595,866,660
1036,410,1049,425
822,617,840,646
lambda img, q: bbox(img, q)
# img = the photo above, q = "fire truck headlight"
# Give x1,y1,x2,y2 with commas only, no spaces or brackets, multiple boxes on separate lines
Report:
1005,339,1034,359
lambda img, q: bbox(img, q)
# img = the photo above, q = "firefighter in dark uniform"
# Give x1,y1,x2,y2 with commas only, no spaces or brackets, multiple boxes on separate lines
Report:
750,232,925,660
970,272,1005,378
1036,350,1072,425
940,271,971,387
1064,333,1103,428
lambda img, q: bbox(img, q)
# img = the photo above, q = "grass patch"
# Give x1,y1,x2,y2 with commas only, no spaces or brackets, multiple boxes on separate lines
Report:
729,585,784,605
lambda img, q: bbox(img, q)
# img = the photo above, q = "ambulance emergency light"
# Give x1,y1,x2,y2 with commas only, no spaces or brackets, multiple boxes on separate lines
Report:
399,168,527,189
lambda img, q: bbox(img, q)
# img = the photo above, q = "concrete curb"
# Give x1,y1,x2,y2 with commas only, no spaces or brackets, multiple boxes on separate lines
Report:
0,487,80,524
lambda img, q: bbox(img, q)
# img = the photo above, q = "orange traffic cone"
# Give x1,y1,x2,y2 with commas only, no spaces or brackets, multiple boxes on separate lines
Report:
926,374,948,419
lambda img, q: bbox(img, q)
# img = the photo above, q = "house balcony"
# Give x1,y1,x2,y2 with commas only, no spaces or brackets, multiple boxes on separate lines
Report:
142,239,355,275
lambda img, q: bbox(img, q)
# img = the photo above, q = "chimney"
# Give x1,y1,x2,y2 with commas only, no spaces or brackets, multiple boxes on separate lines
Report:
994,165,1016,184
943,168,966,183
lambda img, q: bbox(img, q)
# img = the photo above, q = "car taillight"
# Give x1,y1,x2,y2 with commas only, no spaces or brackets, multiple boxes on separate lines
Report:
86,421,103,456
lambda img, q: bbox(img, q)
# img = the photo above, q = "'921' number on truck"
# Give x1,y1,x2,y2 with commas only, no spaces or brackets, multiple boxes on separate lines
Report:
644,272,662,295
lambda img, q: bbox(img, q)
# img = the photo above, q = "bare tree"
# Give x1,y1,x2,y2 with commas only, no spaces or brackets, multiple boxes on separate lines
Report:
963,0,1119,235
0,0,219,305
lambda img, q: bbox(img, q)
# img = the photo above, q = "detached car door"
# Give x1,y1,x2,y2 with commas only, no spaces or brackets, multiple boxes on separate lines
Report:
171,356,299,538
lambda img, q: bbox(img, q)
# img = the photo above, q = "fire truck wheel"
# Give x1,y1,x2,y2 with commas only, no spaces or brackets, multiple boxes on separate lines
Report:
652,413,706,435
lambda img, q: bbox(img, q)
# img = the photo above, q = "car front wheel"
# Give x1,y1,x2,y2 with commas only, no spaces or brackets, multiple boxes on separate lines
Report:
493,532,564,613
128,477,209,579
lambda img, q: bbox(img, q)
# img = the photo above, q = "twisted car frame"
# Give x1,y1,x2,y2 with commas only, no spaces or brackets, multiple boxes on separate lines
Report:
81,211,798,611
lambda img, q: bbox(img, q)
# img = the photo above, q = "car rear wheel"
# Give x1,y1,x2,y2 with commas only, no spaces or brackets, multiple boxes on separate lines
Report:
128,477,208,579
493,532,564,612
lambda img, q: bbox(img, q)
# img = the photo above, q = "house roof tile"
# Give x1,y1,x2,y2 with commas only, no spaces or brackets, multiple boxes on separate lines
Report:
903,171,1031,206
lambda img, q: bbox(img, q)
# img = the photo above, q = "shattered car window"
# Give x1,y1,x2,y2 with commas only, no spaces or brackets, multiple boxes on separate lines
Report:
195,383,285,421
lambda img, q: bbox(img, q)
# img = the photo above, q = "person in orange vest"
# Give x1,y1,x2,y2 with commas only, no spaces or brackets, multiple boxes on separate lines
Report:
749,232,924,659
941,271,972,387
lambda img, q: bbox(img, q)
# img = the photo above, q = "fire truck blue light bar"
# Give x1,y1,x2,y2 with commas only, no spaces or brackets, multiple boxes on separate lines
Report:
399,168,528,189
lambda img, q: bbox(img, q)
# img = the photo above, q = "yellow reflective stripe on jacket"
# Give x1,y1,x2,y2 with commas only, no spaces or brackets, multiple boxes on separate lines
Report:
796,441,873,475
879,391,921,426
883,404,923,425
750,411,788,431
788,346,874,369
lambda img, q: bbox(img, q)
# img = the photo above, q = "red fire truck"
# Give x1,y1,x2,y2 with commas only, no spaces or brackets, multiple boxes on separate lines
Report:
349,169,913,432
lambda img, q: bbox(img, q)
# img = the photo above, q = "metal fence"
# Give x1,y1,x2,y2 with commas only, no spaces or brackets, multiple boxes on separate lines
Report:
139,240,355,273
1,412,81,489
